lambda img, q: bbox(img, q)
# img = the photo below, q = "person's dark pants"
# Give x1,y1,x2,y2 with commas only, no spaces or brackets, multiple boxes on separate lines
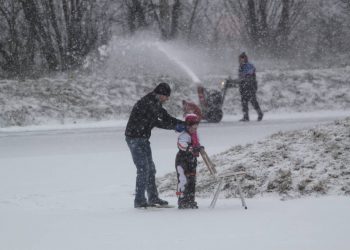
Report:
177,173,196,206
184,175,196,202
240,82,262,119
175,153,197,206
125,137,158,205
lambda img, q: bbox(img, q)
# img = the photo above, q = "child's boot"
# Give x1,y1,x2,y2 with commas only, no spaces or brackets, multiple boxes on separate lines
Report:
178,196,191,209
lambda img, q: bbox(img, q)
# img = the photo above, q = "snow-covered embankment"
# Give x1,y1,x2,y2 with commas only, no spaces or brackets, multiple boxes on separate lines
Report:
158,117,350,198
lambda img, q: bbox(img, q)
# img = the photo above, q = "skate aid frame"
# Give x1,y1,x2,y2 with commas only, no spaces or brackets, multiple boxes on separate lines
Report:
199,148,217,175
209,171,247,210
200,148,247,209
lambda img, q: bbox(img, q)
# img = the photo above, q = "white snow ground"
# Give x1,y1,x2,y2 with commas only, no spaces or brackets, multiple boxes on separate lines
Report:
1,111,350,250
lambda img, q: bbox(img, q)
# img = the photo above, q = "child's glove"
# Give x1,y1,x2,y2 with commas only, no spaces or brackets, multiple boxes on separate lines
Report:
192,146,204,154
175,123,186,132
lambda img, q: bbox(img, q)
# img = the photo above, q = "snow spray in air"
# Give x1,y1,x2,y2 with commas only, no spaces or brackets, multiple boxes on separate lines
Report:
155,42,201,83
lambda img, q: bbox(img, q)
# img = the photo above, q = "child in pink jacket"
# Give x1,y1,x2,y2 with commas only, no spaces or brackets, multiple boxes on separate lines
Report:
175,113,203,209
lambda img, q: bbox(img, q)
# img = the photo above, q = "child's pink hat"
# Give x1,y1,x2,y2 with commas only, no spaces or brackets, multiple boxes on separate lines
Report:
185,113,200,125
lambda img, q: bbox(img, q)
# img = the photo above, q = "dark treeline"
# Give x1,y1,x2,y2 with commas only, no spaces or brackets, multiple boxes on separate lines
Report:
0,0,349,78
0,0,110,77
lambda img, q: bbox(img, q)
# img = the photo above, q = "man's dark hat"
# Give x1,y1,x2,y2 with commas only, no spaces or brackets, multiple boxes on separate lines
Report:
153,82,171,96
239,52,247,58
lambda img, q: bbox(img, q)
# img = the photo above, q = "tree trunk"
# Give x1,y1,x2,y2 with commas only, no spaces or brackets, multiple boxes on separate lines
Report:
159,0,170,39
20,0,58,70
276,0,290,56
247,0,258,47
258,0,269,50
187,0,199,41
0,4,20,74
133,0,147,29
48,0,66,69
170,0,181,39
125,0,147,34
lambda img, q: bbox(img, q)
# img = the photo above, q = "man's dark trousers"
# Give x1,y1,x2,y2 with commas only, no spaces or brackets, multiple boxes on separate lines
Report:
240,80,262,119
126,137,158,204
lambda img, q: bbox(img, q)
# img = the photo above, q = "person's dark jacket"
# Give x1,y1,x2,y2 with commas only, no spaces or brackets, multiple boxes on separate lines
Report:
238,62,258,94
125,92,184,139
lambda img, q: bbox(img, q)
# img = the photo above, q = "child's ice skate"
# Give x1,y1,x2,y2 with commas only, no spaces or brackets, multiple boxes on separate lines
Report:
178,197,198,209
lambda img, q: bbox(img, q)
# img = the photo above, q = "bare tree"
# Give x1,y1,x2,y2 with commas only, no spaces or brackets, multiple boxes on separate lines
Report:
275,0,290,55
150,0,182,40
169,0,181,39
340,0,350,9
61,0,101,67
225,0,306,56
186,0,200,41
0,1,36,76
311,1,350,57
0,2,20,74
123,0,148,34
0,0,111,76
46,0,66,68
247,0,259,46
20,0,59,70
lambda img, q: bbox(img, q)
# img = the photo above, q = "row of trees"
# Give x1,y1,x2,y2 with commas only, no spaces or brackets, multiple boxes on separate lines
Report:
0,0,110,77
225,0,307,56
113,0,350,57
1,0,350,78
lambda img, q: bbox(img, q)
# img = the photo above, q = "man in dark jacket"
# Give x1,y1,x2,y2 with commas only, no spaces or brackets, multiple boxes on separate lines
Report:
238,52,263,122
125,82,186,208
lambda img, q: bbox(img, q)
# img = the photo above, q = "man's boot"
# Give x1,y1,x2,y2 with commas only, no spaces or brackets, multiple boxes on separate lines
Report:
134,199,148,208
239,114,249,122
148,197,169,206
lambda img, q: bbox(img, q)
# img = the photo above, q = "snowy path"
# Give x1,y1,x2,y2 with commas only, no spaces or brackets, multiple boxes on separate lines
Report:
0,111,349,250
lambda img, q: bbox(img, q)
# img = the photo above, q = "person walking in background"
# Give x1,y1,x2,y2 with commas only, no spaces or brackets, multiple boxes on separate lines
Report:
125,82,186,208
175,113,203,209
237,52,263,122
